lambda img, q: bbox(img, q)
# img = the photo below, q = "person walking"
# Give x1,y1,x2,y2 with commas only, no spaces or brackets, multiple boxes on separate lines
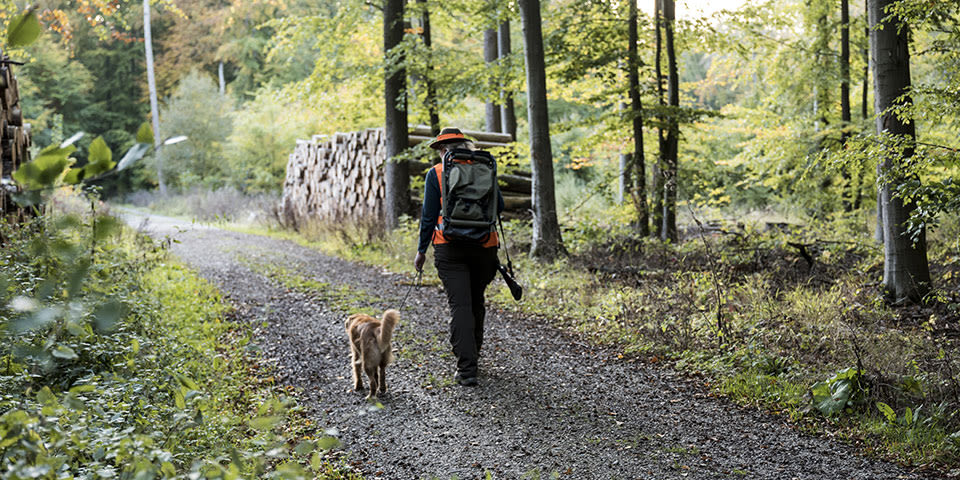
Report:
413,127,504,387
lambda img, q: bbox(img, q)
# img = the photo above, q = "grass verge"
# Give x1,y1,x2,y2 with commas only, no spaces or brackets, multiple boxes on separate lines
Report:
0,196,359,479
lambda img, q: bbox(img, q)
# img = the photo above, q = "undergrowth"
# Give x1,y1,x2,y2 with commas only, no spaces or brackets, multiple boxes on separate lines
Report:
229,208,960,473
0,192,358,479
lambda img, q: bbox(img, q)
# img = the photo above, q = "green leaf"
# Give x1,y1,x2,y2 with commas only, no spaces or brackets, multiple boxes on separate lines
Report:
294,440,315,456
903,407,913,426
876,402,896,423
79,137,116,179
69,384,95,393
249,416,281,431
36,386,56,405
12,144,77,189
315,435,340,450
66,321,86,336
6,9,41,48
174,373,199,390
10,307,58,333
136,122,155,145
88,136,112,164
117,143,151,171
62,167,84,185
814,379,853,417
93,300,123,333
52,345,78,360
173,388,185,409
900,376,922,396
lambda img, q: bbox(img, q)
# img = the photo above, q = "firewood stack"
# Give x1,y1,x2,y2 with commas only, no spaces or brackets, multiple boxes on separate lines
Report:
0,51,31,219
281,126,530,229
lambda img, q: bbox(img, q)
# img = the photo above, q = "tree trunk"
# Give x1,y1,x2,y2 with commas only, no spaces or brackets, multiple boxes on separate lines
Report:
618,99,631,205
499,21,518,140
628,0,649,235
218,61,225,95
662,0,679,242
519,0,564,260
418,0,440,134
652,0,665,238
862,0,869,122
484,27,502,133
869,0,931,303
840,0,853,212
854,0,869,211
619,150,631,204
384,0,409,230
143,0,164,196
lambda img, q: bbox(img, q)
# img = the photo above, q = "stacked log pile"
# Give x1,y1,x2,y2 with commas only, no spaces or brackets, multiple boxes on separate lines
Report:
281,126,530,228
0,50,31,219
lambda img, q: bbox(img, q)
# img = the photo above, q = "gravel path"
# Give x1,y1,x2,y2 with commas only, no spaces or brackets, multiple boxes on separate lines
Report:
121,210,936,480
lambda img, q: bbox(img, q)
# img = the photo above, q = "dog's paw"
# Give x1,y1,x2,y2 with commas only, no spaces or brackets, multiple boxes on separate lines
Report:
353,383,363,392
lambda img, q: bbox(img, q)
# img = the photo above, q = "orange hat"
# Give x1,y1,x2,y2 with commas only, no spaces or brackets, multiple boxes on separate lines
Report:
428,127,467,150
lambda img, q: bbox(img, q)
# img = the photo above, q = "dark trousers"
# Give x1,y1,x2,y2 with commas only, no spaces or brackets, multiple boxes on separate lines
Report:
433,244,498,378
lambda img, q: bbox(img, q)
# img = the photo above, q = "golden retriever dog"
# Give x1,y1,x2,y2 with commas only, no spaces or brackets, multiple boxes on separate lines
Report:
345,309,399,401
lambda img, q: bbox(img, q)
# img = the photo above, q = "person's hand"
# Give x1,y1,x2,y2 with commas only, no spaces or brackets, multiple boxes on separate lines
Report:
414,252,426,272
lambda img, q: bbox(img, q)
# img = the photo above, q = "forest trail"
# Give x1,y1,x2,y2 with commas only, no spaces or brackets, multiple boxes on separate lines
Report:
120,210,932,480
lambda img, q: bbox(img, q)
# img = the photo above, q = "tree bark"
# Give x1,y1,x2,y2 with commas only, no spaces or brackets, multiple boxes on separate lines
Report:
418,0,440,134
869,0,931,303
628,0,649,235
662,0,679,242
218,61,225,95
618,99,631,205
840,0,853,212
519,0,564,260
499,21,518,140
143,0,164,196
862,0,869,122
484,27,502,133
384,0,409,230
854,0,869,211
652,0,665,238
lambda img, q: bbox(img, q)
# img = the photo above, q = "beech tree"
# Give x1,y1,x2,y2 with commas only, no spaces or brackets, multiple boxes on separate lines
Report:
869,0,931,302
384,0,410,230
519,0,563,260
498,20,518,140
651,0,665,238
484,24,502,133
627,0,648,235
661,0,679,241
417,0,441,134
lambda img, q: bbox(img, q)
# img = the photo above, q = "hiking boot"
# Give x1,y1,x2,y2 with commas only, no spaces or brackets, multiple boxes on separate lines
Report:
454,372,479,387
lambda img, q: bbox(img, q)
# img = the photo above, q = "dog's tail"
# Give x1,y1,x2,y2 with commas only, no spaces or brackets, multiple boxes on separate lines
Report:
345,314,358,334
378,309,399,351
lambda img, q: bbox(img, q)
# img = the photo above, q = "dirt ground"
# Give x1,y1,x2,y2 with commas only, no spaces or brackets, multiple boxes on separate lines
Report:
120,210,936,480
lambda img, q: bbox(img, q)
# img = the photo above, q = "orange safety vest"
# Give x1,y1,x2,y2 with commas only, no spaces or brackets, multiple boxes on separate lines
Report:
431,163,499,248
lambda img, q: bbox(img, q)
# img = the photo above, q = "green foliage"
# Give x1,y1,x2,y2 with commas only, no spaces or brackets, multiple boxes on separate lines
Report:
224,88,325,193
0,192,351,479
5,7,40,47
13,127,152,196
810,367,864,417
157,71,235,191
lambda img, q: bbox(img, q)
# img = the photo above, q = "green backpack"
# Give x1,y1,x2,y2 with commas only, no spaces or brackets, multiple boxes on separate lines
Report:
438,148,499,244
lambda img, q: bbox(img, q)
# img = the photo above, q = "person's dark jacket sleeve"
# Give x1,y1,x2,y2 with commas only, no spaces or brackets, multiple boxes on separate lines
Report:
418,167,441,254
